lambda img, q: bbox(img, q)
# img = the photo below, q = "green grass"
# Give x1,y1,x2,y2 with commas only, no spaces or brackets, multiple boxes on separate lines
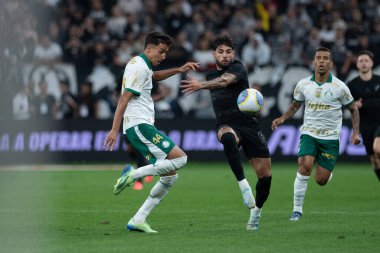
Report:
0,162,379,253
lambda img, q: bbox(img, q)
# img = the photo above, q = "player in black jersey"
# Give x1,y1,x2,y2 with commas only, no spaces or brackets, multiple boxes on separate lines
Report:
347,50,380,181
181,36,272,231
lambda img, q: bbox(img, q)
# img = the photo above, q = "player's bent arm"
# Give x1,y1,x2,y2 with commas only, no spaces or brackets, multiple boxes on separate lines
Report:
201,73,237,89
153,62,199,81
280,100,302,122
272,100,302,130
104,91,134,151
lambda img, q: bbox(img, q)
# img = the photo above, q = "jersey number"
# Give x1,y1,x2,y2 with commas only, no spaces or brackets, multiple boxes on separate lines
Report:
152,134,163,144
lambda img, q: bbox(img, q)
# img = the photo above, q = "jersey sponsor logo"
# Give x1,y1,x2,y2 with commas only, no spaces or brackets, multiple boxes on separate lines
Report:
307,102,331,111
321,152,336,160
130,58,137,64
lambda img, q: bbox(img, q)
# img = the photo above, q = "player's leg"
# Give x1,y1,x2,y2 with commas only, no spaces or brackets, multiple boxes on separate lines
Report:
290,155,314,221
371,127,380,180
247,157,271,230
290,134,318,221
314,138,339,185
123,124,186,180
127,147,185,233
217,126,255,209
240,124,271,230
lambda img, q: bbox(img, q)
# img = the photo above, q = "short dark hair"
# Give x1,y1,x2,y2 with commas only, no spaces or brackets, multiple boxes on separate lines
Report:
357,50,374,61
144,31,173,48
210,36,235,50
315,47,333,61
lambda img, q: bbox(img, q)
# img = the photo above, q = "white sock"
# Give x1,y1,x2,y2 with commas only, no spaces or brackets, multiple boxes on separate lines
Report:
131,160,176,179
238,178,250,190
238,179,256,208
132,175,178,224
251,206,261,216
293,172,310,213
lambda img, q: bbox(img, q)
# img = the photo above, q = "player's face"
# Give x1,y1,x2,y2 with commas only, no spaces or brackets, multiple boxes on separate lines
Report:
212,44,235,69
146,43,170,66
356,54,373,74
313,51,333,75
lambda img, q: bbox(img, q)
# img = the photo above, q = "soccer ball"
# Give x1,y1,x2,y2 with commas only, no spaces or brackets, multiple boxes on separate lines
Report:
237,88,264,114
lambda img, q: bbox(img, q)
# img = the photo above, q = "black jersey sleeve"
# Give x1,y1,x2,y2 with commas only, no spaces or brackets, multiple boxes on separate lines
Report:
226,61,247,82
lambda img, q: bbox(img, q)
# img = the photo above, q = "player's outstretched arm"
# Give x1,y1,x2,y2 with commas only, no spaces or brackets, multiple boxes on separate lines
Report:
180,73,237,95
271,100,302,130
104,91,134,151
153,62,199,81
347,102,361,145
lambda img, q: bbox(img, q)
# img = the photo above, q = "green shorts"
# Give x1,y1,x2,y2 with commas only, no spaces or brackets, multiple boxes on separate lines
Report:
298,134,339,171
124,124,175,164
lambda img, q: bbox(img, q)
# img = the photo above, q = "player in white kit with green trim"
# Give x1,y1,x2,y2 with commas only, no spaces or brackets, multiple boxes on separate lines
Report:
104,31,198,233
272,47,361,221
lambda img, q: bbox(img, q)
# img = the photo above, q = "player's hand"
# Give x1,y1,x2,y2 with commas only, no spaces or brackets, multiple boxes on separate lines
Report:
104,129,118,151
180,74,203,95
178,62,199,73
355,98,363,109
351,132,361,145
271,117,284,131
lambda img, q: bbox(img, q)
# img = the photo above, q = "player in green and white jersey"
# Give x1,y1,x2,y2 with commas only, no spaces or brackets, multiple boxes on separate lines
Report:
271,47,361,221
104,31,198,233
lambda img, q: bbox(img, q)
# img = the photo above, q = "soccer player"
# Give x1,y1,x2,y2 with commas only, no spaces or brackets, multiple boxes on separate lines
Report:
180,36,272,231
271,47,361,221
347,50,380,181
104,31,198,233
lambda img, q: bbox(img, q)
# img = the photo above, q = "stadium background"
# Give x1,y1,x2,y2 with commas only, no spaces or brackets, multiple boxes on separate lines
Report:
2,0,380,164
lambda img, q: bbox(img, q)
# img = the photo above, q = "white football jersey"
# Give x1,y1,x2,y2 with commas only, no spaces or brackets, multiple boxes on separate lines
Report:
294,74,354,140
122,54,155,133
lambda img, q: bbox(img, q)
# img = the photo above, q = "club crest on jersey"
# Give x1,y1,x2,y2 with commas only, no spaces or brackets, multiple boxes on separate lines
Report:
162,141,170,148
324,90,333,98
315,88,322,98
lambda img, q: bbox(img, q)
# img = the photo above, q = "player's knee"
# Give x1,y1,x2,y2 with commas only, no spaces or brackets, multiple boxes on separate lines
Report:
220,132,236,146
373,145,380,156
315,177,328,186
171,156,187,170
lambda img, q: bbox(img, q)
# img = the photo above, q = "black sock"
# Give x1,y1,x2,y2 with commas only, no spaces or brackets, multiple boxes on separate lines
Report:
374,168,380,181
220,132,245,181
255,175,272,208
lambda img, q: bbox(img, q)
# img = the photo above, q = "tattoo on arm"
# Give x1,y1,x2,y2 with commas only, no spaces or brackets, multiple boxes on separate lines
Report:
201,73,237,90
348,102,360,134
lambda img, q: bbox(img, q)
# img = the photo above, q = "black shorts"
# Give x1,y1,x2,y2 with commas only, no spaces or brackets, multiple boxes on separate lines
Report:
217,122,270,159
361,123,380,155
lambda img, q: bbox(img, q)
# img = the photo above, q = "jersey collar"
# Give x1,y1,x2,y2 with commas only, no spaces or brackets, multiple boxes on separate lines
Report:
310,73,332,86
139,53,152,70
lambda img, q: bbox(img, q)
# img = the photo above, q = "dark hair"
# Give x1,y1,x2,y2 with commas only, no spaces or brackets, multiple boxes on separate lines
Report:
357,50,374,61
315,47,333,61
144,31,173,48
210,36,235,50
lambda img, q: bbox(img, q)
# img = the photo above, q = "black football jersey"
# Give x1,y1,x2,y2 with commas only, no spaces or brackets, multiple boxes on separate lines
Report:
347,74,380,124
206,60,258,125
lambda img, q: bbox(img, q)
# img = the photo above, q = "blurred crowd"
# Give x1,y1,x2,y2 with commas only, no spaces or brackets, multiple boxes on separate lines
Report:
2,0,380,120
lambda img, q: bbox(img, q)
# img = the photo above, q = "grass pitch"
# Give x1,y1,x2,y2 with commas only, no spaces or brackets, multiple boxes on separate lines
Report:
0,162,378,253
